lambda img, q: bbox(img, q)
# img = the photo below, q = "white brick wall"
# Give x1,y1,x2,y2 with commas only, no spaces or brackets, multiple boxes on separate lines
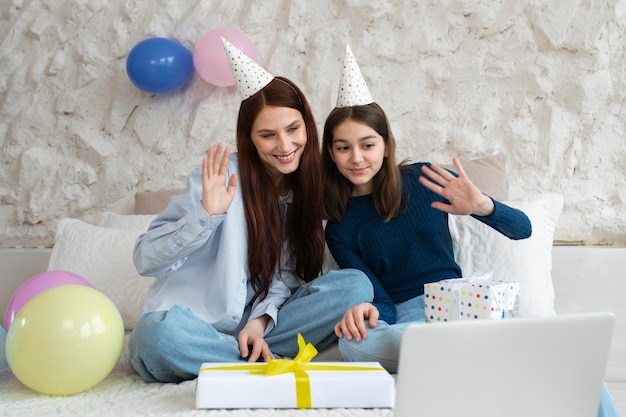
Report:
1,0,624,247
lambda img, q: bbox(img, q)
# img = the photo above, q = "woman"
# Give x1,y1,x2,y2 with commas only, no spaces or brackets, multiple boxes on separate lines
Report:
128,40,372,383
323,44,619,417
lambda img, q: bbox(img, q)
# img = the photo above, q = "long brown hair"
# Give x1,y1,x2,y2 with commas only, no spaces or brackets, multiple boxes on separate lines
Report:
322,102,404,222
237,76,324,300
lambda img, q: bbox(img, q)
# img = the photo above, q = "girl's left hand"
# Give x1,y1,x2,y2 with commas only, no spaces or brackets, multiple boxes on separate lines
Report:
334,302,379,342
419,157,495,216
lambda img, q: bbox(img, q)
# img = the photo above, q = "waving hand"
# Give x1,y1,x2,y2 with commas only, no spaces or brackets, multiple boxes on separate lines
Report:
419,157,494,217
201,143,238,215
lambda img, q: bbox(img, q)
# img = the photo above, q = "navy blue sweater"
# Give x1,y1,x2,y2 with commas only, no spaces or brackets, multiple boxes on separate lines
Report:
325,163,532,324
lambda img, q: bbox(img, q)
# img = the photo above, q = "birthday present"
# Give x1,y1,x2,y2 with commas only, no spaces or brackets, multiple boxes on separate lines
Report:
195,334,394,409
424,275,519,322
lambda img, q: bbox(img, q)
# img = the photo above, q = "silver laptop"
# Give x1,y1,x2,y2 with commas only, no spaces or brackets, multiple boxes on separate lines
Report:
395,312,614,417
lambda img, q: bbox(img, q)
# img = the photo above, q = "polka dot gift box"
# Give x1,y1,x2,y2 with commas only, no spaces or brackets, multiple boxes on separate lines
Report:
424,277,520,322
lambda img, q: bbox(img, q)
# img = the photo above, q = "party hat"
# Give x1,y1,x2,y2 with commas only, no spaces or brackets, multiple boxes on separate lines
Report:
336,44,374,108
222,37,274,101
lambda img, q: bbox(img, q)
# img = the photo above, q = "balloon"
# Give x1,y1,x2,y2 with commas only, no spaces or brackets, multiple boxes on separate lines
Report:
193,28,256,86
4,270,93,330
0,326,7,370
6,285,124,396
126,37,195,94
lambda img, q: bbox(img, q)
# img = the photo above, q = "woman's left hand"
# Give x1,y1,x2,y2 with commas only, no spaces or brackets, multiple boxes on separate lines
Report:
419,157,495,216
238,316,274,362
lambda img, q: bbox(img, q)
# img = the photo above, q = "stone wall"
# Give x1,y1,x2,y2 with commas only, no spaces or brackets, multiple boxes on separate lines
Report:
1,0,625,247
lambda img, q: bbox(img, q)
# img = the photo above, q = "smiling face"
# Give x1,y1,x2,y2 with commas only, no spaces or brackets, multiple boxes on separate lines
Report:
250,105,307,187
329,118,388,196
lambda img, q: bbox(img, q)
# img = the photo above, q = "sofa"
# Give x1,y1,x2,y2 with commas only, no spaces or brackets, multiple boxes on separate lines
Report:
1,155,624,416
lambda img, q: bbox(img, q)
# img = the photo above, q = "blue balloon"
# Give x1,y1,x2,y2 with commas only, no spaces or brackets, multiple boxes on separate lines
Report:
1,325,7,370
126,37,195,94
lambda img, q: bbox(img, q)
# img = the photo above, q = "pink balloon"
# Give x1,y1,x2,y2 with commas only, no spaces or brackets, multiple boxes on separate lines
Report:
4,270,93,330
193,28,257,87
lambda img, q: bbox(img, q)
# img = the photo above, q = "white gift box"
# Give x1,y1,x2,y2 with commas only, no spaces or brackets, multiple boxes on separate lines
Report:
195,361,394,409
424,277,519,322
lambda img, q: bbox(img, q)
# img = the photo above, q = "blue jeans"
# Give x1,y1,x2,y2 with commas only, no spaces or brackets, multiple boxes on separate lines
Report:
128,269,372,383
338,294,620,417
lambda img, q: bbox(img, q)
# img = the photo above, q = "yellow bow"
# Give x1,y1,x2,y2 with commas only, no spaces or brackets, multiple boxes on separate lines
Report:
251,333,318,408
262,333,318,374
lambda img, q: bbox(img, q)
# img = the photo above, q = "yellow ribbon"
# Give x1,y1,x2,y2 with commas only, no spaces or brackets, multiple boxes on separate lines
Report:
199,333,384,409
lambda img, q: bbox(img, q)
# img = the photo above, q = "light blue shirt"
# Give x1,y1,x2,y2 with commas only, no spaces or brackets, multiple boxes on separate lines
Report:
133,154,301,336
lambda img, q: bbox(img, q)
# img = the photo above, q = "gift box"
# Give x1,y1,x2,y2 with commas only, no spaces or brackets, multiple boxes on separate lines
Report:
424,277,519,322
195,334,394,409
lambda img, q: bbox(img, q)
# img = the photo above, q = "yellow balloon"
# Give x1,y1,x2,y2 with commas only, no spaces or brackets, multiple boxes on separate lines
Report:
6,284,124,396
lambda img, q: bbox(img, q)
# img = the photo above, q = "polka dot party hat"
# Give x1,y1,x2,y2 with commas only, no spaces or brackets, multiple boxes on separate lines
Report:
335,43,374,108
221,37,274,101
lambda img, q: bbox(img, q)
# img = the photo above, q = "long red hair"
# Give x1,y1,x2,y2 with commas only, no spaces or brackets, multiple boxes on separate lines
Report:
236,76,324,299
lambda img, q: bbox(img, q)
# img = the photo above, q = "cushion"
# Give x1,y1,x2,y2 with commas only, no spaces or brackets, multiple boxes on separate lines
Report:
443,153,508,201
47,218,155,331
134,189,182,215
448,193,564,317
90,211,155,231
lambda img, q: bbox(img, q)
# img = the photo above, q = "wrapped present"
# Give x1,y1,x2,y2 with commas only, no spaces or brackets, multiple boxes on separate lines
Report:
195,334,394,409
424,276,519,322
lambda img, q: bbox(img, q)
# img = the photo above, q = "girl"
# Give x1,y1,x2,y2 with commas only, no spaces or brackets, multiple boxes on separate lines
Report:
128,40,372,383
323,45,532,368
323,101,531,370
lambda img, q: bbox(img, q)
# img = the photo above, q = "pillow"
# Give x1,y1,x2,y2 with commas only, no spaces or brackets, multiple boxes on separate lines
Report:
448,193,564,317
134,189,182,215
443,153,508,201
47,218,154,331
91,211,156,231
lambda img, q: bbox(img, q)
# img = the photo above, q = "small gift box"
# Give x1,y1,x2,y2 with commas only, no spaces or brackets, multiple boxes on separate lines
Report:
424,275,519,322
195,334,395,409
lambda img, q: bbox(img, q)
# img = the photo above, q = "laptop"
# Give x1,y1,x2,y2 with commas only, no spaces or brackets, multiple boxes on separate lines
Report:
395,312,615,417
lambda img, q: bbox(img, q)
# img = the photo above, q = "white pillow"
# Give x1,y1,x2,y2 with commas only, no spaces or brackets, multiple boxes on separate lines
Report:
47,218,154,331
89,211,156,231
449,193,563,317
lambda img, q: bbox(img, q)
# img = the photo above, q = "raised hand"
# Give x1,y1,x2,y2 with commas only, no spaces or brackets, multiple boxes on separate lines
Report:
419,157,494,216
201,143,238,216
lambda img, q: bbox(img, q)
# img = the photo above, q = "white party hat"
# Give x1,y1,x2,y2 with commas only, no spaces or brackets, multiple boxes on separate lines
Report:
222,37,274,101
336,44,374,108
